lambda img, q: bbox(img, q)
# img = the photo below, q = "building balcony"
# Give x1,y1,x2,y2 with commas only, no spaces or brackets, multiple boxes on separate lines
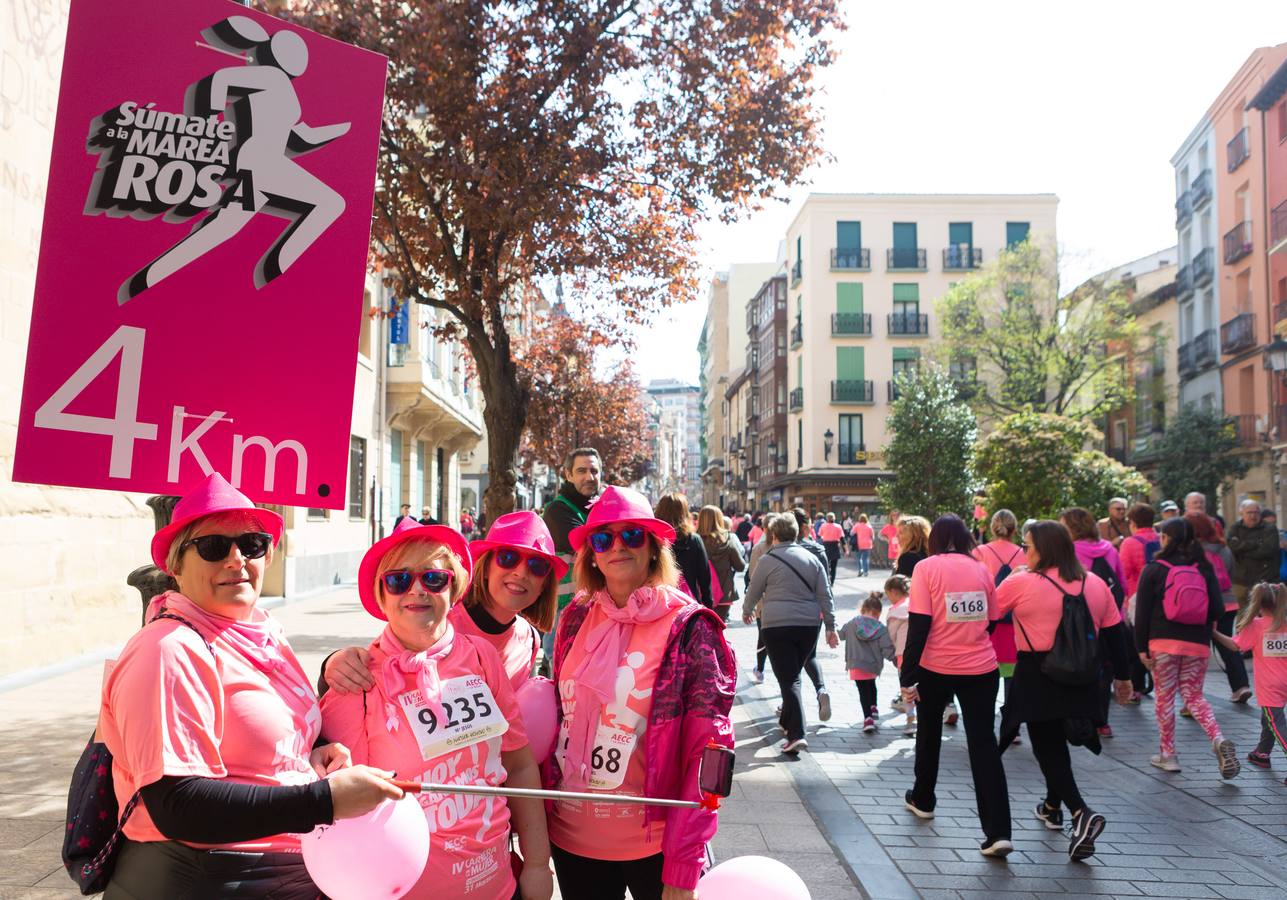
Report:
789,387,803,411
1223,221,1254,265
790,320,802,348
830,247,870,270
1272,200,1287,254
831,313,872,336
943,246,982,270
887,379,909,402
1176,264,1193,299
1178,329,1218,377
887,312,929,336
790,258,802,286
831,379,874,404
1275,300,1287,325
887,247,927,271
1221,312,1256,355
837,443,867,465
1191,169,1212,208
1193,247,1214,285
1228,127,1250,173
1175,190,1192,226
1232,414,1260,447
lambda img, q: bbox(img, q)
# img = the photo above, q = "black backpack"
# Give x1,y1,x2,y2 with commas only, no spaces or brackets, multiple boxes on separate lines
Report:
1017,574,1099,687
988,543,1023,587
1088,555,1125,607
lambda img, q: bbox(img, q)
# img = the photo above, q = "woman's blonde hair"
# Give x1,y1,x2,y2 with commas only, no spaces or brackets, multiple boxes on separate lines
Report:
697,505,727,541
897,516,930,555
374,539,470,612
654,493,694,537
990,509,1018,540
465,549,557,633
573,533,679,597
1238,582,1287,633
165,511,277,576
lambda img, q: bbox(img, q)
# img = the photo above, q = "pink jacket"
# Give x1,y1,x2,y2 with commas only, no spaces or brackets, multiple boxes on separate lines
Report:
1119,529,1159,597
545,595,736,891
1074,539,1126,598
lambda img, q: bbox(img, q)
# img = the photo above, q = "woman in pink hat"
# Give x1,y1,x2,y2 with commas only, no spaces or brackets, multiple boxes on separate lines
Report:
319,518,553,900
97,473,401,898
545,486,735,900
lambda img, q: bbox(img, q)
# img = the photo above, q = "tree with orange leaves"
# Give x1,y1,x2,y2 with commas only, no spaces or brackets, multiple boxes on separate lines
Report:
269,0,843,520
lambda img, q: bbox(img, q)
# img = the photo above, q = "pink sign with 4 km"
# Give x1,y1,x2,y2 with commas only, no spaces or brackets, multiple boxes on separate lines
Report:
15,0,387,509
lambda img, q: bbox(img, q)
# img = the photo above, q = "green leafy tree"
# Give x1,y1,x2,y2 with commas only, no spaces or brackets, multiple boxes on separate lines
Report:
976,411,1149,520
878,367,977,518
936,242,1142,422
1153,406,1250,509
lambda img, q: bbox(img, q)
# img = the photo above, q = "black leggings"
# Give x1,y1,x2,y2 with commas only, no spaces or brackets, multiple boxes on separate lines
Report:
1027,719,1086,814
1215,608,1250,692
910,669,1011,842
762,624,823,741
550,843,665,900
105,840,317,899
855,679,878,716
755,618,824,691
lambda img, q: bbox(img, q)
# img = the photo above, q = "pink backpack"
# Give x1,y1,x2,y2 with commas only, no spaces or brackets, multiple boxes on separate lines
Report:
1158,560,1210,625
708,561,725,606
1203,550,1232,593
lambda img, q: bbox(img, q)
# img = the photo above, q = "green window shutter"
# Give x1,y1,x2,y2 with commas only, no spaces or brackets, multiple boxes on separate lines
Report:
836,283,863,314
1006,222,1030,248
796,355,803,388
837,346,865,381
892,347,921,362
893,222,917,250
892,283,920,302
949,222,973,247
837,221,861,249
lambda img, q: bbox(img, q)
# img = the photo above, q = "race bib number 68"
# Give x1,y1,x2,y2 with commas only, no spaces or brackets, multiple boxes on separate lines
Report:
945,591,987,623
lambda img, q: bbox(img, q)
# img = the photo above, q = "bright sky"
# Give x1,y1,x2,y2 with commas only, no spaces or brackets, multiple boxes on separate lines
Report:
629,0,1285,386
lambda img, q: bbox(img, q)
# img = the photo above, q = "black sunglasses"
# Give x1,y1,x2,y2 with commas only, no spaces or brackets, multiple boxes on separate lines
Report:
181,532,272,563
382,569,454,596
494,548,553,577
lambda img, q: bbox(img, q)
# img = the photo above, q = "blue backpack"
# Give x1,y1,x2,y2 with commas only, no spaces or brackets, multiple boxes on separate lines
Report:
1130,533,1161,565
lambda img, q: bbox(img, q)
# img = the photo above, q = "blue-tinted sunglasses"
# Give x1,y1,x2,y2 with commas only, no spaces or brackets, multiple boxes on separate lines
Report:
381,568,454,596
588,526,648,554
494,548,553,577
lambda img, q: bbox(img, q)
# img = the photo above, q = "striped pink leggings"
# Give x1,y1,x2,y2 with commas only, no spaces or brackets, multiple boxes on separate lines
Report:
1154,653,1223,756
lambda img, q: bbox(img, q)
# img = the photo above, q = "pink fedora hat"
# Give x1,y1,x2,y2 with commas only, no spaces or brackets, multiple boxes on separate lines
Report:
358,518,473,620
568,485,676,552
469,511,569,579
151,473,284,573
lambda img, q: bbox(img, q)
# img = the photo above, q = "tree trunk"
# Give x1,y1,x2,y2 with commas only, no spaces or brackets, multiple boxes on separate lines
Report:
474,335,528,524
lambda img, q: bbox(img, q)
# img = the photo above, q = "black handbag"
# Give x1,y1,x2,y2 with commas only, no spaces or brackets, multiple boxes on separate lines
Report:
62,611,212,894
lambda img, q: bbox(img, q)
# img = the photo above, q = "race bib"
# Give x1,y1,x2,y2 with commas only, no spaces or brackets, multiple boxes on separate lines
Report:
399,675,508,760
945,591,987,623
554,720,640,791
1264,632,1287,658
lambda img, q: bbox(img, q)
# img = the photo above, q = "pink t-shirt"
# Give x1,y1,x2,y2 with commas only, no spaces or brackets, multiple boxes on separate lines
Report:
819,522,845,543
880,523,900,559
448,601,539,692
971,542,1023,584
99,613,321,852
996,570,1122,652
1234,615,1287,708
853,522,874,550
320,626,527,900
547,603,675,860
908,553,998,675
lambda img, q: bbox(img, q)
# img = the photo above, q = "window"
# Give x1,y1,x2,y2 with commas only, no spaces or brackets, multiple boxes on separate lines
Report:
836,283,863,314
893,222,917,250
415,440,427,512
837,221,861,249
796,355,803,389
837,346,865,382
892,347,920,378
348,436,367,519
838,414,863,464
1006,222,1030,248
389,429,403,521
797,419,803,467
307,508,329,521
949,222,973,248
892,283,920,316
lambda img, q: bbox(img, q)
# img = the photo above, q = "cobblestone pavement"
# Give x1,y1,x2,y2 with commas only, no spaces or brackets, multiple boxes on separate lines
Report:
729,555,1287,899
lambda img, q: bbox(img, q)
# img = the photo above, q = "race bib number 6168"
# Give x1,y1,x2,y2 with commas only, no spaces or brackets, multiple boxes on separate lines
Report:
945,591,987,623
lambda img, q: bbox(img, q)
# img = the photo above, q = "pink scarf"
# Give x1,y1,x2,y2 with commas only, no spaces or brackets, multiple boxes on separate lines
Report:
146,591,315,722
376,624,455,733
562,584,686,789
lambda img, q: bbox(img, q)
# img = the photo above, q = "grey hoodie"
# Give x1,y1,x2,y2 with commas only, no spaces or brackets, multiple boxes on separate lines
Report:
839,614,896,676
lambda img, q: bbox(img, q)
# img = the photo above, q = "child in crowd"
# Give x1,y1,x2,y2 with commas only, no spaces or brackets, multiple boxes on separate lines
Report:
840,594,897,732
884,576,914,733
1212,582,1287,781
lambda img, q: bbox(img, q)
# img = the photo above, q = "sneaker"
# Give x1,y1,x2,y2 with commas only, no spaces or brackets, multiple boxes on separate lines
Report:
862,717,876,733
1180,706,1193,718
1150,754,1181,772
1068,808,1105,861
904,790,934,819
1034,801,1064,831
980,838,1013,858
1248,750,1272,769
1097,725,1113,739
890,697,907,713
781,737,808,754
1231,686,1253,704
748,669,765,685
1215,739,1241,779
943,704,959,726
903,714,917,735
817,689,832,722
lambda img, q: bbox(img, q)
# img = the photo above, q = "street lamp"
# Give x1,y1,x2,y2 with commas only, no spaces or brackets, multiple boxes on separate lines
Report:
1265,337,1287,373
823,428,834,462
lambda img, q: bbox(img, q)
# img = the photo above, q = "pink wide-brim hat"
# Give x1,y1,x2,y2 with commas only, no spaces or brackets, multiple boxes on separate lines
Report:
150,473,284,574
358,517,474,620
568,485,677,552
469,511,569,579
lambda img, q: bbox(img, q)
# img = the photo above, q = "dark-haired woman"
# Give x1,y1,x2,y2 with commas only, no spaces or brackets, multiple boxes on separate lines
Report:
1135,517,1239,779
996,521,1133,861
655,493,712,609
899,515,1012,857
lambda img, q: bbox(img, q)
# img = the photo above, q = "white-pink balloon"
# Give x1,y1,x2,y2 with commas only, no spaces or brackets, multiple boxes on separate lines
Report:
515,676,559,764
301,796,429,899
698,855,810,900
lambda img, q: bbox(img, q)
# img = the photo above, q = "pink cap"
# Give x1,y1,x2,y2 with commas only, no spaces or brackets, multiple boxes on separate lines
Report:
150,473,284,574
357,517,473,620
469,511,569,579
568,485,676,552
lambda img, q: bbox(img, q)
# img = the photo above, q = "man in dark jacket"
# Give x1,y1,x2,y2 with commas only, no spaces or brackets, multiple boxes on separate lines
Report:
1227,499,1280,606
538,448,603,673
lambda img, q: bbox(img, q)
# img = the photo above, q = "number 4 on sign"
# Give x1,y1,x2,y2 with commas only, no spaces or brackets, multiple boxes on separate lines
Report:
34,326,158,479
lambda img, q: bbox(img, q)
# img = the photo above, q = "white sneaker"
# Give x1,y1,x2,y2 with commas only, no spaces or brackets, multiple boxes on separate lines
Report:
748,668,764,685
817,689,832,722
890,697,907,713
1231,686,1252,704
781,737,808,754
943,704,959,726
903,714,917,736
1150,754,1181,772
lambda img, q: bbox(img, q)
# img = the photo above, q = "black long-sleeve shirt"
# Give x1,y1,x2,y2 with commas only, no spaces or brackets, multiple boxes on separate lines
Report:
140,776,333,844
672,533,712,607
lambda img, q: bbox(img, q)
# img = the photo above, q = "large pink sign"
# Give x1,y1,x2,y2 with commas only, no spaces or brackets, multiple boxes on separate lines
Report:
14,0,387,509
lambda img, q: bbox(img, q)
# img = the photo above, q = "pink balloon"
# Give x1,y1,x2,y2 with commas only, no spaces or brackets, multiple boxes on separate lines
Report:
516,675,559,764
301,795,429,900
698,855,810,900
